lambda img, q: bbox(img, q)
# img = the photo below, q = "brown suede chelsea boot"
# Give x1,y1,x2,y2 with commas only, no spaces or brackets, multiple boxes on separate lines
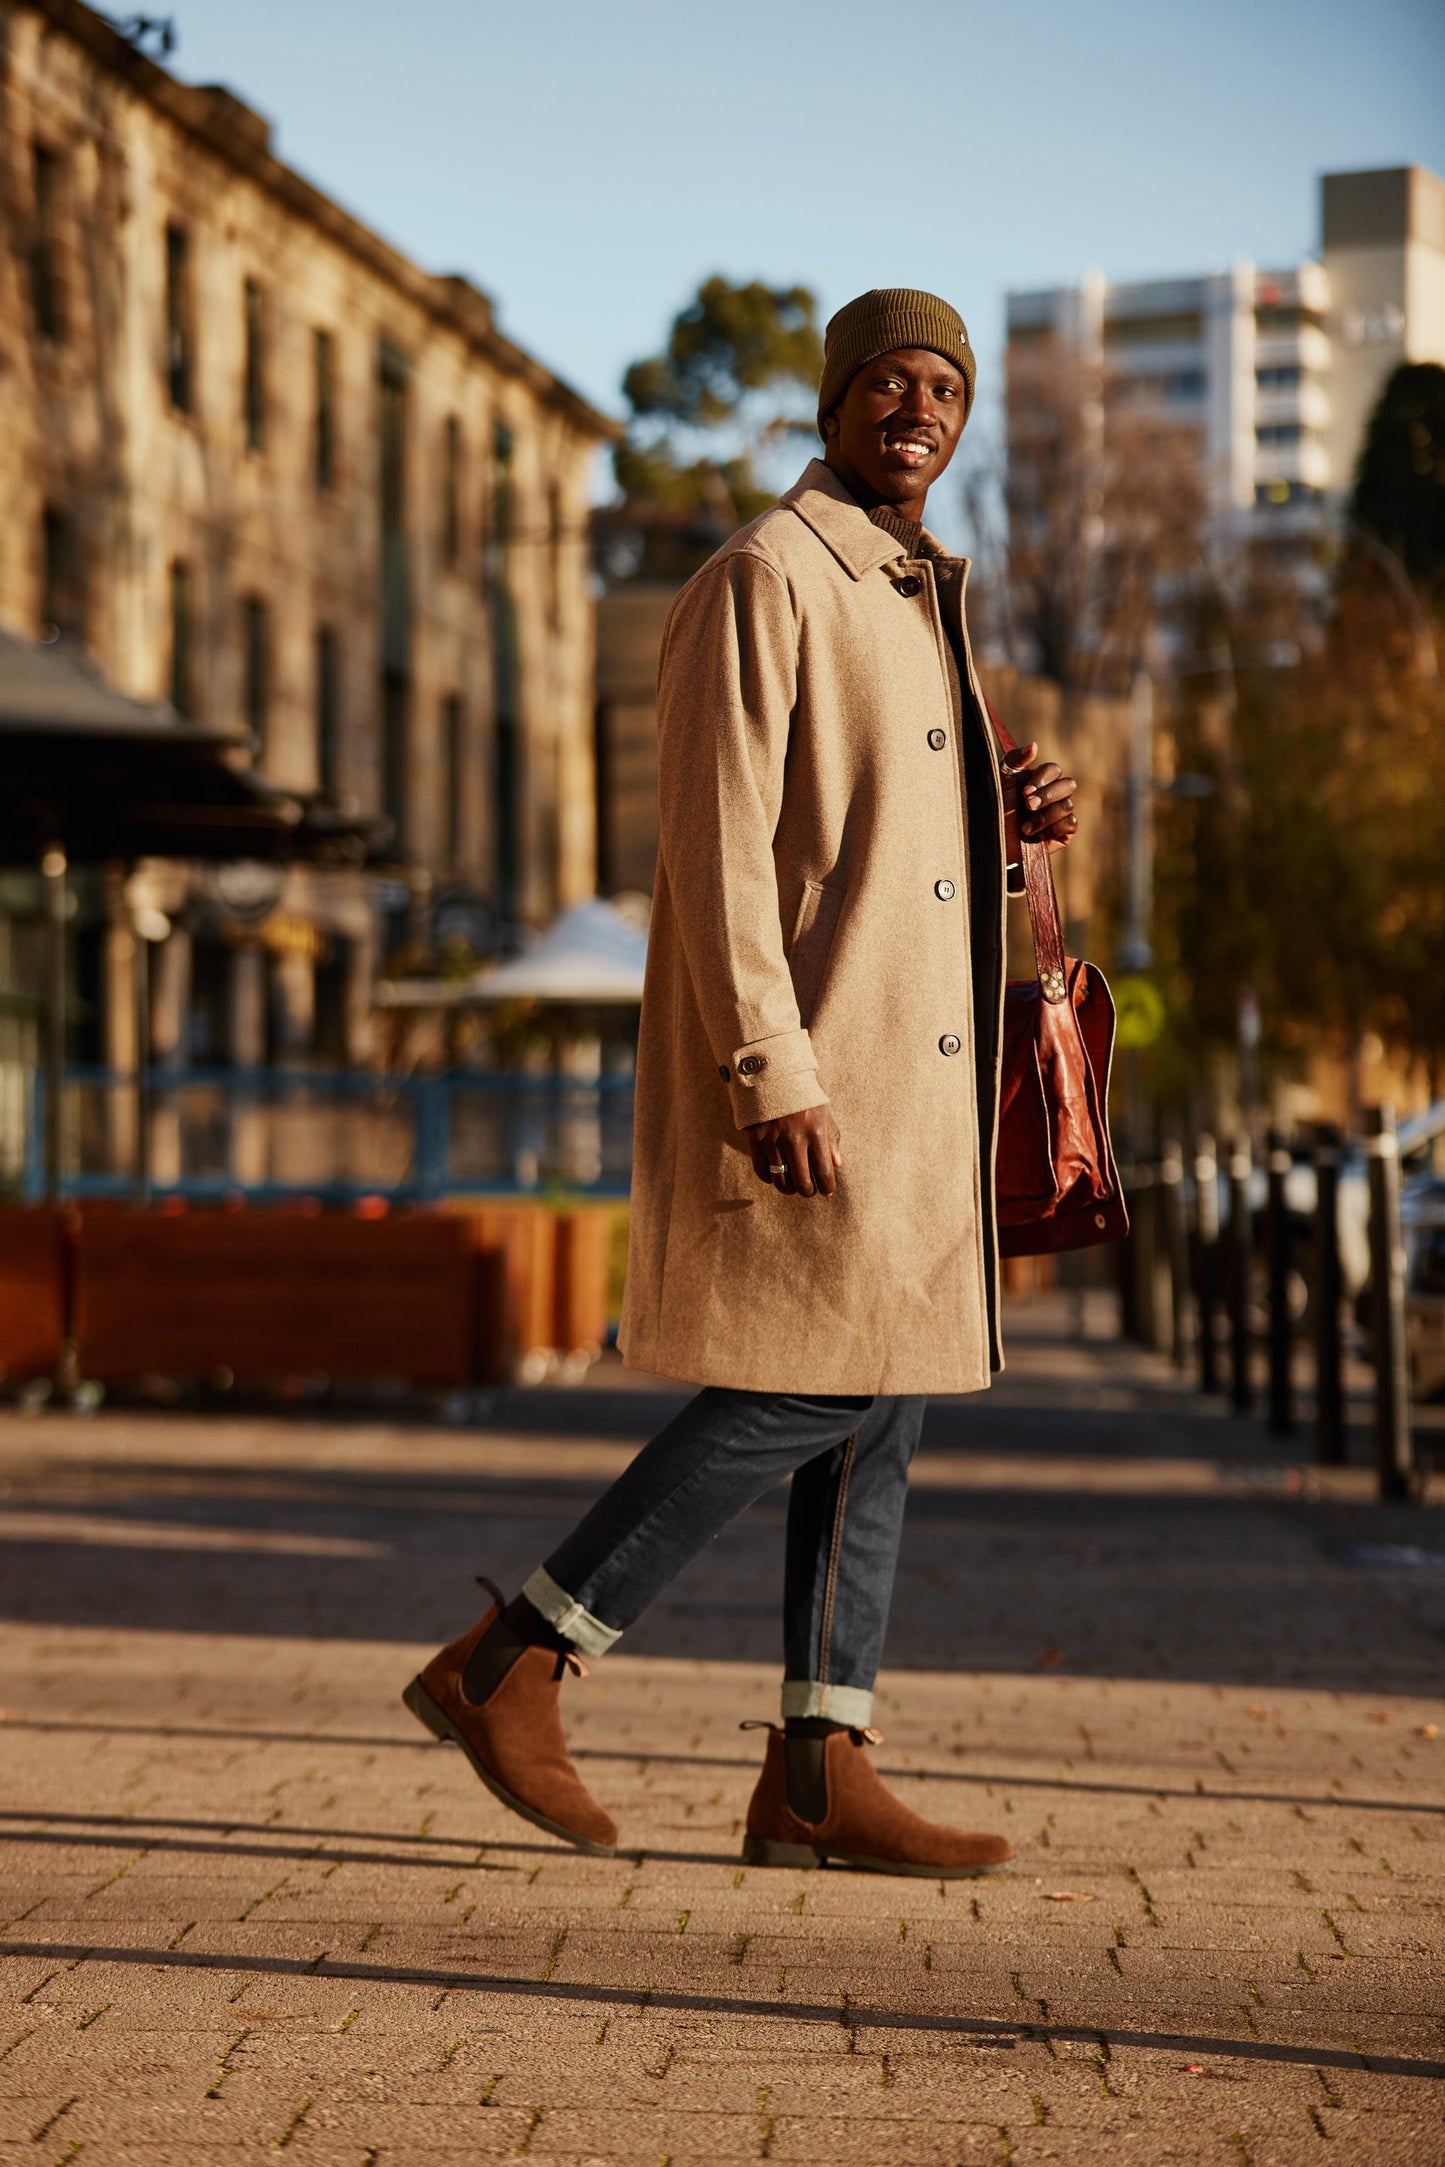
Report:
742,1722,1010,1877
403,1579,617,1855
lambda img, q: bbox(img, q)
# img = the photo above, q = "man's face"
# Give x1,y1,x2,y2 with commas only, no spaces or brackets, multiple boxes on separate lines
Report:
821,346,968,507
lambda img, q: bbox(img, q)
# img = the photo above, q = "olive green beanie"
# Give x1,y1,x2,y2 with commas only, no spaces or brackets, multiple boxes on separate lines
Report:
816,288,976,436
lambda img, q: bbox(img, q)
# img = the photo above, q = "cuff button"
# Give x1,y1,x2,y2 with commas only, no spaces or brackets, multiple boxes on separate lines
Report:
718,1065,730,1081
738,1053,768,1077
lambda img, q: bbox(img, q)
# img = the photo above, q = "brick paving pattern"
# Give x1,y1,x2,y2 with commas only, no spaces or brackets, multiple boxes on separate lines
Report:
1,1300,1442,2164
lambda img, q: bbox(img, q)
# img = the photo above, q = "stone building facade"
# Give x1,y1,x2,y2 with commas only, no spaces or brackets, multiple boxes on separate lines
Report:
0,0,612,1085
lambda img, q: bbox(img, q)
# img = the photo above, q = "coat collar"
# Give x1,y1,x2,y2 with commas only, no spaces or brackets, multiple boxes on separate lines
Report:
779,458,963,579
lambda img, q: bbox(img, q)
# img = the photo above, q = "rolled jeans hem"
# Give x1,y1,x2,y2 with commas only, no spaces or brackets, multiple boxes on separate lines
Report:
781,1679,874,1727
522,1565,622,1658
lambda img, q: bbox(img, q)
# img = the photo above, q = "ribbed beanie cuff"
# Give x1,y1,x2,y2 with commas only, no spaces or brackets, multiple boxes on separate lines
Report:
816,288,976,435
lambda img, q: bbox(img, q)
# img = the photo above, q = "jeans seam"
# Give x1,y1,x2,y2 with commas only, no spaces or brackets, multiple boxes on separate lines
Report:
815,1432,856,1691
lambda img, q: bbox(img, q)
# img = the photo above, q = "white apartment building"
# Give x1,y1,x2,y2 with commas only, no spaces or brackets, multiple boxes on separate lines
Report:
1006,165,1445,541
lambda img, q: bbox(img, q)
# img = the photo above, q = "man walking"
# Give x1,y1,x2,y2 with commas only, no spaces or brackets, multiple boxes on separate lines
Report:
406,290,1079,1875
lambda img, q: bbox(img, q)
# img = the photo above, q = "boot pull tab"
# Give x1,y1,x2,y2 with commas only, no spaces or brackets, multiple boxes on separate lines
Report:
475,1574,506,1608
557,1649,590,1681
738,1719,782,1735
849,1726,884,1745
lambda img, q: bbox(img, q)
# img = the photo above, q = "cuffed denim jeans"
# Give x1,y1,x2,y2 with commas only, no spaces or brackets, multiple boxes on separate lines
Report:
522,1389,925,1728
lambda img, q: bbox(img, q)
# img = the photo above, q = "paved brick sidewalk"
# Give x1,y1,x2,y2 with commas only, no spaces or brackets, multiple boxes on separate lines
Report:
1,1304,1442,2165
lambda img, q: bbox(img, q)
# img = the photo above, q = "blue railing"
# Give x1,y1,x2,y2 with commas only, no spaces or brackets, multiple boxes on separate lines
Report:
22,1066,635,1204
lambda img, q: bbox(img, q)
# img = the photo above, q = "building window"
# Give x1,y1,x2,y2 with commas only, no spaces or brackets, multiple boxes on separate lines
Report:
442,692,463,868
30,145,63,341
1256,364,1304,391
165,222,193,413
382,670,408,837
313,329,336,491
1256,304,1324,335
487,420,520,919
442,415,462,567
315,625,339,798
243,278,266,451
1256,423,1304,447
546,478,564,632
169,560,194,715
40,506,83,642
378,342,412,841
1104,311,1203,347
242,596,270,755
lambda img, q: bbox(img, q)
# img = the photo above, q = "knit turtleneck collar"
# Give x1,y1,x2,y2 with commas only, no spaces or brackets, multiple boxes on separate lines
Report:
865,503,929,558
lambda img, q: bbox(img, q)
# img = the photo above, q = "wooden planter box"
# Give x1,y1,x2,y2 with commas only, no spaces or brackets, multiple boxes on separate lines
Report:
73,1209,502,1387
0,1207,68,1381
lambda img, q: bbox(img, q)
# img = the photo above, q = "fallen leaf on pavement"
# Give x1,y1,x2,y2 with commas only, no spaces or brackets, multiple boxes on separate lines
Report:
1183,2064,1206,2075
1044,1891,1095,1902
1366,1712,1392,1724
1415,1723,1438,1739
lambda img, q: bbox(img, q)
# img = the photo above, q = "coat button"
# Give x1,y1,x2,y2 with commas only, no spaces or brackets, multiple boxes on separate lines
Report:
738,1053,767,1077
927,728,947,750
896,575,922,597
939,1033,961,1056
718,1065,730,1081
934,878,956,901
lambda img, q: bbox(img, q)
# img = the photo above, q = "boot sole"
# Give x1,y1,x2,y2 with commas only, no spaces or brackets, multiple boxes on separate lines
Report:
402,1675,617,1858
741,1833,1008,1878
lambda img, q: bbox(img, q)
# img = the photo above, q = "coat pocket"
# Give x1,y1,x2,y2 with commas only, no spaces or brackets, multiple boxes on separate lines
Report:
787,880,844,1025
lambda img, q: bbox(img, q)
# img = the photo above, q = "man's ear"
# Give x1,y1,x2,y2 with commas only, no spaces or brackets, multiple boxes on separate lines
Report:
820,408,839,441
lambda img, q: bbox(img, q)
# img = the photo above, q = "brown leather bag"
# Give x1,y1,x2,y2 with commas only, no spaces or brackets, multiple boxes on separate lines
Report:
988,704,1129,1257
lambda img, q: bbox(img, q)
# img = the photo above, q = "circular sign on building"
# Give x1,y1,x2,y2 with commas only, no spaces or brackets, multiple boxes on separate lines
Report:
1110,975,1167,1049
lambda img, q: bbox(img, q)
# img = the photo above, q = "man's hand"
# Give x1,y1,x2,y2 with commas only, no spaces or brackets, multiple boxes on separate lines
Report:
746,1105,842,1199
1005,740,1079,851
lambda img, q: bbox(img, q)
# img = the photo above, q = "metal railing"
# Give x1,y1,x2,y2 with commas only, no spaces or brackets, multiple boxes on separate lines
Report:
21,1066,636,1205
1117,1102,1445,1503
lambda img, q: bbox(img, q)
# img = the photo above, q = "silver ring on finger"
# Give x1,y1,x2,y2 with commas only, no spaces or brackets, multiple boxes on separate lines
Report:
767,1162,786,1178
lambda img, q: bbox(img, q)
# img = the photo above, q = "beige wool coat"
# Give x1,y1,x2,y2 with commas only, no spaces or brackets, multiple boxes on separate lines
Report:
618,459,1009,1395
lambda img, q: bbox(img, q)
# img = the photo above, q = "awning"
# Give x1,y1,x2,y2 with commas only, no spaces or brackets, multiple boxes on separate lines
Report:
0,628,388,864
377,897,649,1008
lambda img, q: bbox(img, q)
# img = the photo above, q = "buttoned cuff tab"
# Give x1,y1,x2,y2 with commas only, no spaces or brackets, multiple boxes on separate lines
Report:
727,1027,827,1130
780,1679,875,1728
521,1566,622,1658
1006,859,1026,898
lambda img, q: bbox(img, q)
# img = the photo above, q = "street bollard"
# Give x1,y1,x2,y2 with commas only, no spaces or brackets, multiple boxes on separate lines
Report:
1313,1129,1345,1465
1160,1138,1189,1369
1266,1128,1294,1436
1194,1133,1220,1395
1227,1135,1253,1413
1364,1105,1417,1503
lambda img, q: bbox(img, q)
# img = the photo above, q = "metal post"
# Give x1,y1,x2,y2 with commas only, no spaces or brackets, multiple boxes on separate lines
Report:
1194,1132,1219,1395
1266,1128,1294,1436
134,926,153,1203
1160,1137,1189,1368
1364,1105,1416,1503
1227,1134,1253,1413
41,845,67,1204
1313,1128,1345,1465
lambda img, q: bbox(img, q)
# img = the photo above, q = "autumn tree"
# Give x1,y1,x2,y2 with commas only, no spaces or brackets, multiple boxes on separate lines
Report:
1350,360,1445,592
991,336,1207,693
598,276,823,583
1153,363,1445,1100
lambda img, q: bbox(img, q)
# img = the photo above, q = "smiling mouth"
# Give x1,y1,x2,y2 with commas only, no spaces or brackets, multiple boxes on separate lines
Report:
883,434,936,467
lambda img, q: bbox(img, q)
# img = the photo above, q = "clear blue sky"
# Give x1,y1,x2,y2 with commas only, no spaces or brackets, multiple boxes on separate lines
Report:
168,0,1441,469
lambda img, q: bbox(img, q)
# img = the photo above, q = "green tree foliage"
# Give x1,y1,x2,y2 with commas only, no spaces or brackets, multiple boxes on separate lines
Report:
1350,361,1445,590
602,276,823,582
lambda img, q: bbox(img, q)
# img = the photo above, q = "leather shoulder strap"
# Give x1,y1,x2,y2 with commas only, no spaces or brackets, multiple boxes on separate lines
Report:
982,693,1068,1003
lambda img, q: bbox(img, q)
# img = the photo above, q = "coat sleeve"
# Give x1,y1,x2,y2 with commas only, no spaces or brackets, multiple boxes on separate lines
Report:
655,548,828,1132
